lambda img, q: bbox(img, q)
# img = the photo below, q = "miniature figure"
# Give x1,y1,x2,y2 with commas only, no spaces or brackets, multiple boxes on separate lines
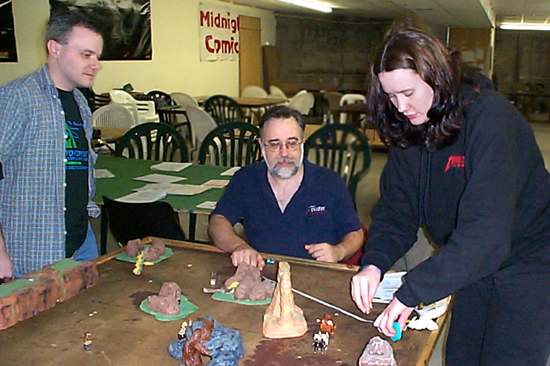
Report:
178,320,190,340
312,331,329,352
317,313,336,336
168,316,244,366
184,318,214,366
132,250,145,275
209,272,218,288
82,331,93,351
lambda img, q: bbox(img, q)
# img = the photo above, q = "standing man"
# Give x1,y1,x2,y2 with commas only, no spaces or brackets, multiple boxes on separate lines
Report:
0,11,103,277
208,106,364,269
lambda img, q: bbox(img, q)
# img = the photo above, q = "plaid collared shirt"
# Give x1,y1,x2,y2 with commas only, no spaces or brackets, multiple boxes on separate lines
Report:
0,65,100,275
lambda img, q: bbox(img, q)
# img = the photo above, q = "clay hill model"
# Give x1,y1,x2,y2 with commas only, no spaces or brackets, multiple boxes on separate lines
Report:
358,336,397,366
147,282,181,315
224,263,274,301
126,238,166,261
262,261,307,338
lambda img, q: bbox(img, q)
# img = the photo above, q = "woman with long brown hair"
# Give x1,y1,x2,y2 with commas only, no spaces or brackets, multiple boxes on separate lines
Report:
351,25,549,366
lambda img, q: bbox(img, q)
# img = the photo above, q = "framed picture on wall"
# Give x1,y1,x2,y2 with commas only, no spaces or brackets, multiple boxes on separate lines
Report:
49,0,152,61
0,0,18,62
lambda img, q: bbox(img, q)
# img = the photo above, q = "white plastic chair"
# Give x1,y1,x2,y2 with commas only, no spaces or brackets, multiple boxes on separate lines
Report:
92,104,135,153
185,106,218,160
269,85,288,99
323,91,343,124
241,86,269,123
92,104,135,128
109,89,159,124
288,91,314,115
170,92,198,108
241,85,268,98
339,93,366,123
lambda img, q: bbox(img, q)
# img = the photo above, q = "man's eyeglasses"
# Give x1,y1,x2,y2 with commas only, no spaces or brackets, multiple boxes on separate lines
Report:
262,138,302,152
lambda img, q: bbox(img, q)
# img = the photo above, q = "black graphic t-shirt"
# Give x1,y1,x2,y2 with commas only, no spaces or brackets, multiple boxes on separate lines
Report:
58,89,89,257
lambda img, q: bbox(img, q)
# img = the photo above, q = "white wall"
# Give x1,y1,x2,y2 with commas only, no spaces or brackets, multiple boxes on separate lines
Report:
0,0,276,97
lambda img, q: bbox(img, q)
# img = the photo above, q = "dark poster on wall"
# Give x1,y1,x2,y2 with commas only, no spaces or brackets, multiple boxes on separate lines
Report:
49,0,152,60
0,0,17,62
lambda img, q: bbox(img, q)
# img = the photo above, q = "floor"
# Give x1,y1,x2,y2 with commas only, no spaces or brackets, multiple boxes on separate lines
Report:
92,122,550,366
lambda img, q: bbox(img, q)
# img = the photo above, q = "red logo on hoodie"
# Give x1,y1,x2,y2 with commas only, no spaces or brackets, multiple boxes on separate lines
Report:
444,155,465,173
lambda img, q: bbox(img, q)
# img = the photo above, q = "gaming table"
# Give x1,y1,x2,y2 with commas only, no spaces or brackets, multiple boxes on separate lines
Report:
0,239,447,366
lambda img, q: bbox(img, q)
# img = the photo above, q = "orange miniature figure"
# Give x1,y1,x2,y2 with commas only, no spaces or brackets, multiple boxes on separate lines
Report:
317,313,336,336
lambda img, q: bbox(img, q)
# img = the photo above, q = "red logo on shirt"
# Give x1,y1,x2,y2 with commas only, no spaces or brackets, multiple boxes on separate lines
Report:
444,155,465,173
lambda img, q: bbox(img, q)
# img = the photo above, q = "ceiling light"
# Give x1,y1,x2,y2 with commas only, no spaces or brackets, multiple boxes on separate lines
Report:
499,23,550,31
279,0,332,13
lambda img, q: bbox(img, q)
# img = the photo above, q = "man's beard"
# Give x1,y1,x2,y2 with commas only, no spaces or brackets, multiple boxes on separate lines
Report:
263,144,304,179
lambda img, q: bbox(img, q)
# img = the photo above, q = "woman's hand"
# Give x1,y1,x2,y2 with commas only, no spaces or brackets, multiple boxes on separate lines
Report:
351,265,381,314
374,297,414,337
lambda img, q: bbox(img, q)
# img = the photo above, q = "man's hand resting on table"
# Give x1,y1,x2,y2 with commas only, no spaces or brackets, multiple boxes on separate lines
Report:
305,242,344,262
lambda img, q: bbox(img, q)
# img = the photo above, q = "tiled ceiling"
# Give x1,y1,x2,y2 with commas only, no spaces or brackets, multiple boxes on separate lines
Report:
224,0,550,28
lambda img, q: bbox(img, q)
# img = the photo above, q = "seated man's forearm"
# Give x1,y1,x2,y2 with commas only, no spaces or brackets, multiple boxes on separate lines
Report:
208,214,250,253
337,229,364,261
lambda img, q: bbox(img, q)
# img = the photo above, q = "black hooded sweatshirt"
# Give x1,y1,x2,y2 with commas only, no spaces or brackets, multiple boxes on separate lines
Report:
361,87,550,307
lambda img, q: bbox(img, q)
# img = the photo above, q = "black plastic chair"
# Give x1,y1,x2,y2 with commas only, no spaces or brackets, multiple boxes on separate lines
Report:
89,90,111,112
304,124,371,203
147,90,173,109
115,122,189,162
198,122,261,167
203,94,244,125
100,196,185,254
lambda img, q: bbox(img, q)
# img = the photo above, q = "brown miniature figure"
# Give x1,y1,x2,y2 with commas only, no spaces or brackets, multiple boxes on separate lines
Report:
183,319,214,366
147,282,182,315
262,262,307,338
126,239,144,257
225,263,274,301
317,313,336,336
358,336,397,366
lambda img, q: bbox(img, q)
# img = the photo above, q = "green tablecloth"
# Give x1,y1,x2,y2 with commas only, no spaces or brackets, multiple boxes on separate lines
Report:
94,155,229,213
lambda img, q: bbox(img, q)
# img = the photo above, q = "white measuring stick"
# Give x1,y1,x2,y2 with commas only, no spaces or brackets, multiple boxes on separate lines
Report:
291,287,373,323
262,276,372,323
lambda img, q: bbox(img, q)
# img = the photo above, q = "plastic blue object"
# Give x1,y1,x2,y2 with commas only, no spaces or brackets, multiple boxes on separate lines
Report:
390,322,402,342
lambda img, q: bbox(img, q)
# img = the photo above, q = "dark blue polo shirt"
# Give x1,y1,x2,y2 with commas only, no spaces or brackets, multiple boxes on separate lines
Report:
212,160,361,259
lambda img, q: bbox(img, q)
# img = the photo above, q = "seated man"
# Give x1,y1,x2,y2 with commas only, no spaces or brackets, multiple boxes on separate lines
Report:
208,106,364,269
